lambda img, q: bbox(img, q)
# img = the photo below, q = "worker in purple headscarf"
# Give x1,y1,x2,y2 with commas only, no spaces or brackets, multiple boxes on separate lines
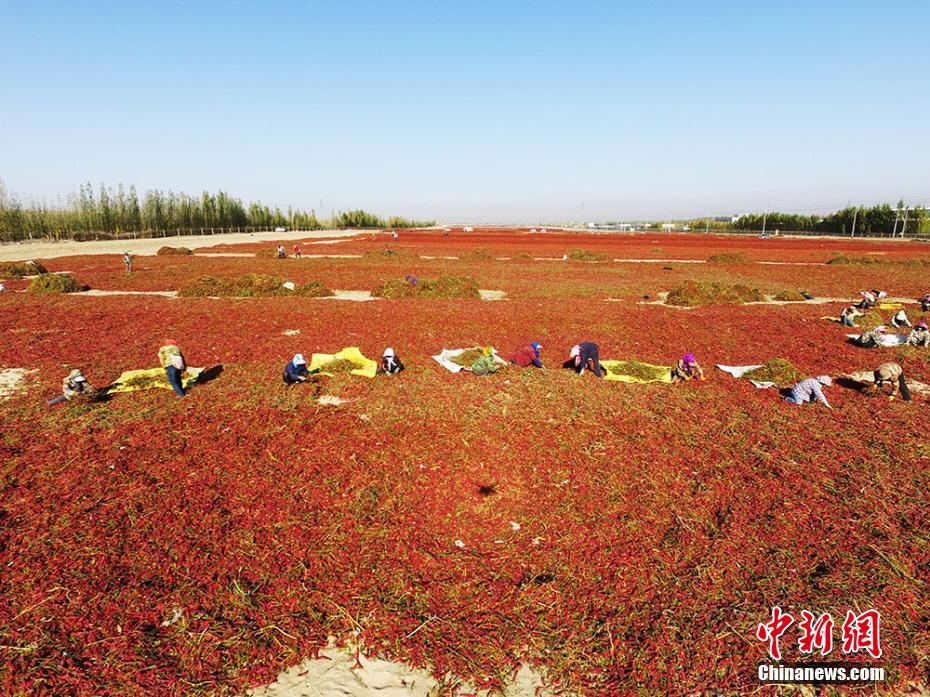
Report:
671,353,705,383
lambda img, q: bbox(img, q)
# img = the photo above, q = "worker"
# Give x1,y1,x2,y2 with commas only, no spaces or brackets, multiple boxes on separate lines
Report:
671,353,705,383
276,245,286,259
511,342,544,368
908,321,930,347
392,230,399,241
872,362,911,402
47,368,95,405
856,326,887,349
857,291,876,309
158,339,187,397
564,342,603,377
293,244,302,259
840,305,862,327
380,347,405,376
785,375,833,409
282,353,310,384
920,293,930,312
891,309,912,328
123,252,133,274
469,346,501,376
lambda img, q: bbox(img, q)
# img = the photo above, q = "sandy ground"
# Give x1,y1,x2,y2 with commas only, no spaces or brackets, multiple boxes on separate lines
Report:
478,289,507,301
247,642,553,697
317,395,348,406
0,368,35,399
0,229,366,262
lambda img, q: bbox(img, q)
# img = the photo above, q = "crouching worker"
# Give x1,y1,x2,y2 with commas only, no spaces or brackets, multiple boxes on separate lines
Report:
283,353,310,384
48,368,95,405
470,346,501,376
785,375,833,409
891,309,912,328
158,339,187,397
564,342,603,377
873,362,911,402
511,342,544,368
380,347,405,376
856,326,887,349
908,321,930,347
671,353,705,383
840,305,862,327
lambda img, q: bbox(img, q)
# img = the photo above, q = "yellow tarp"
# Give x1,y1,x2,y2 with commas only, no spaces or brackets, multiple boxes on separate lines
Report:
601,360,674,384
878,303,904,311
309,346,377,379
109,367,204,393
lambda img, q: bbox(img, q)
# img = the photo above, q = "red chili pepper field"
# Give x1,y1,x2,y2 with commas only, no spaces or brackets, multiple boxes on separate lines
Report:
0,229,927,694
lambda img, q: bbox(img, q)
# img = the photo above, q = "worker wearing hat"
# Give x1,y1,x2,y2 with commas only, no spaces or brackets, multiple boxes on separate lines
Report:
282,353,310,385
856,325,888,349
380,347,405,376
908,321,929,347
48,368,95,405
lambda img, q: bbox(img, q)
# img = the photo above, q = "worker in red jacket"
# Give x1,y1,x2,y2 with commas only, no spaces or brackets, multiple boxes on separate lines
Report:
511,342,544,368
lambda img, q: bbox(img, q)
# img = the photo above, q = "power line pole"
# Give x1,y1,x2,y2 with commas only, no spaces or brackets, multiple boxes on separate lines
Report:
901,205,910,238
850,207,858,238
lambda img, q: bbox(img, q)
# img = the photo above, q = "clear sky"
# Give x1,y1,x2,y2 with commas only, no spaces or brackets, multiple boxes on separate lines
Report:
2,1,929,222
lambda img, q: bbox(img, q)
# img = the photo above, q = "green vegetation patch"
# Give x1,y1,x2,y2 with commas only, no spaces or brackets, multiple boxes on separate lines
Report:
0,261,47,278
567,248,608,262
707,252,747,263
605,360,668,381
449,348,486,367
772,289,807,302
371,275,480,299
743,359,803,386
666,281,763,306
460,248,494,261
27,273,81,293
178,274,333,297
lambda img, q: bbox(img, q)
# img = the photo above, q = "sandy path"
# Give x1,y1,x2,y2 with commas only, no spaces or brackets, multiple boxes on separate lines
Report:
0,368,35,399
247,642,552,697
0,229,366,262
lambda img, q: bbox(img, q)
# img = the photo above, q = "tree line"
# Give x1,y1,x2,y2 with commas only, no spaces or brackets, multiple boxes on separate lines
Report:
0,180,434,241
692,201,929,236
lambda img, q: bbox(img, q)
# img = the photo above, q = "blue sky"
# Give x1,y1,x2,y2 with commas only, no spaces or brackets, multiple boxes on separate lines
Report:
2,1,928,222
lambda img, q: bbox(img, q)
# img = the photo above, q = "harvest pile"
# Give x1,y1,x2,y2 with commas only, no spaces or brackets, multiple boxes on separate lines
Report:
665,280,764,306
772,289,806,302
371,275,480,299
567,248,608,261
0,261,47,278
156,246,193,255
318,359,358,373
707,252,747,263
448,348,485,367
26,273,81,293
459,248,494,261
0,229,927,695
604,360,668,381
743,358,804,385
177,274,333,297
